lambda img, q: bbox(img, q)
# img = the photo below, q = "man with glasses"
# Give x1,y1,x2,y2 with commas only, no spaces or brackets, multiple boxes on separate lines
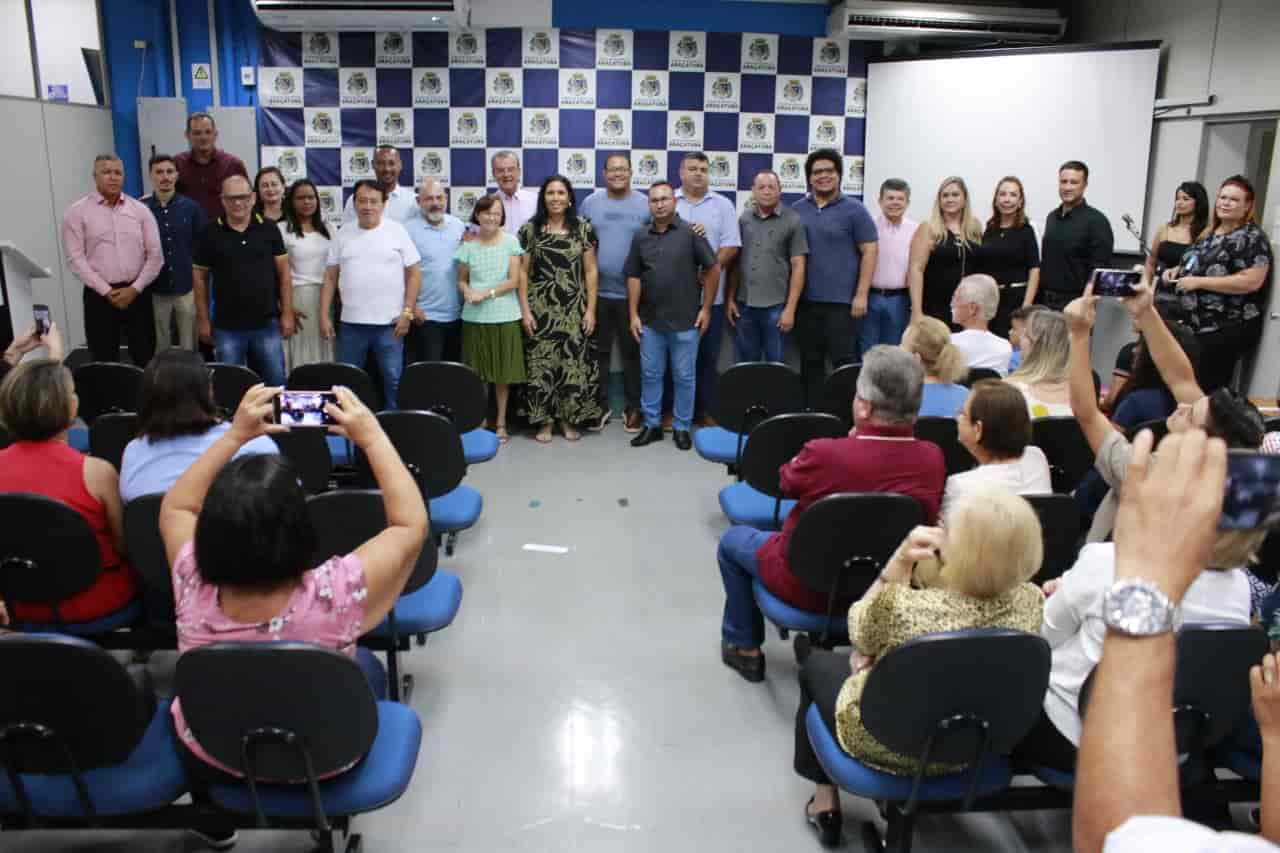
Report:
192,174,295,385
491,150,539,235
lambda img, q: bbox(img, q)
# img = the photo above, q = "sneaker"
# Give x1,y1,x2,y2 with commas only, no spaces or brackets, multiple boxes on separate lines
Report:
187,828,239,851
587,409,612,433
623,409,643,433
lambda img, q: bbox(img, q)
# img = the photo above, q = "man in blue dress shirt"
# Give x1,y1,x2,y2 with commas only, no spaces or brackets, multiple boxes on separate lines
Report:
142,154,205,351
403,178,466,363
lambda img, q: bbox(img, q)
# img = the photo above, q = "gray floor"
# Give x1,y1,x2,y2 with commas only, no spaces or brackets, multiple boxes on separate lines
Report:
8,425,1074,852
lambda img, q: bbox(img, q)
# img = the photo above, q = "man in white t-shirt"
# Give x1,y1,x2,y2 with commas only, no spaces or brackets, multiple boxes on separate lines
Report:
950,274,1013,376
321,180,421,407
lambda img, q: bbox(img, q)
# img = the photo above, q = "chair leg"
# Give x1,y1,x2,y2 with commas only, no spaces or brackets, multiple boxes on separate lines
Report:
793,633,812,663
445,531,458,556
860,821,885,851
311,828,336,853
883,803,915,853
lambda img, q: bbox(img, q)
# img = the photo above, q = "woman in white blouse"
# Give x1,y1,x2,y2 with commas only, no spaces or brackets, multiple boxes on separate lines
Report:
280,179,334,370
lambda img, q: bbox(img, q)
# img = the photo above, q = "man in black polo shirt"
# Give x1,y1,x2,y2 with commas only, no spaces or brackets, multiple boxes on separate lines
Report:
624,181,720,451
192,174,295,385
1038,160,1114,311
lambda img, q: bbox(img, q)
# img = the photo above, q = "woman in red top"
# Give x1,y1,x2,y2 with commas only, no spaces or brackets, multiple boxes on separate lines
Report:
0,358,136,623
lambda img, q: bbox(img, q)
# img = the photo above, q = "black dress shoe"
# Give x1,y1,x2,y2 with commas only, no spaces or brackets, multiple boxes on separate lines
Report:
720,641,765,683
805,797,842,849
673,429,692,450
630,426,665,447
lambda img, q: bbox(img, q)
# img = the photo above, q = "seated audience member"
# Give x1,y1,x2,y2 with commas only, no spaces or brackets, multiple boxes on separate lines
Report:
943,379,1052,516
1006,305,1040,373
950,274,1013,376
1106,324,1199,433
119,349,279,502
1,322,65,383
0,359,136,623
795,487,1045,846
1008,309,1072,417
900,317,969,417
716,346,945,682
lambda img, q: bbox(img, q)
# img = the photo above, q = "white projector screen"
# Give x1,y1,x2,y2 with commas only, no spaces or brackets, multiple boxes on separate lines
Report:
864,45,1160,254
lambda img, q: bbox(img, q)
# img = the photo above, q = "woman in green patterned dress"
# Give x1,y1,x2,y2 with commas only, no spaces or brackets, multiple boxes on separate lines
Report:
517,175,605,443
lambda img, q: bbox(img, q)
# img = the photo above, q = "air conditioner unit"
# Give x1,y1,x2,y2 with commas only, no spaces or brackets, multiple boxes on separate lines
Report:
829,1,1066,44
250,0,469,32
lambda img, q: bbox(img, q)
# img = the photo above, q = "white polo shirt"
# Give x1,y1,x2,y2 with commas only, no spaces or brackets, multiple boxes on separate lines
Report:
326,218,421,325
951,329,1014,376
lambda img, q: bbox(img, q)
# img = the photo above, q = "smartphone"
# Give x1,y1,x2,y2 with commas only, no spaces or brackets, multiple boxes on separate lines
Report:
273,390,338,427
1092,269,1142,299
32,304,50,337
1220,451,1280,530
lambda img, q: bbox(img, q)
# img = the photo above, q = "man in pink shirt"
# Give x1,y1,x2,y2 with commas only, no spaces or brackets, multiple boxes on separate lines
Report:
62,154,163,365
491,150,538,234
857,178,919,356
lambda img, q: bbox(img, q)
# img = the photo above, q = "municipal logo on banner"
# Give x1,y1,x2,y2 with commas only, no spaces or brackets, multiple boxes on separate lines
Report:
707,152,737,191
736,190,755,215
376,32,412,67
667,112,704,151
595,110,632,149
376,108,413,147
485,69,523,108
775,76,812,115
414,148,450,186
846,77,867,117
412,68,449,108
339,69,377,107
596,30,633,70
449,30,486,67
341,147,375,187
737,113,775,154
451,187,483,221
558,149,596,189
773,153,807,194
668,31,706,72
302,31,338,67
808,116,844,154
631,72,669,111
262,147,307,182
522,28,559,67
842,155,865,196
741,34,779,74
259,68,303,108
812,38,848,77
316,185,344,229
558,70,595,109
631,150,666,188
304,108,341,147
704,73,741,113
448,108,486,147
522,109,559,148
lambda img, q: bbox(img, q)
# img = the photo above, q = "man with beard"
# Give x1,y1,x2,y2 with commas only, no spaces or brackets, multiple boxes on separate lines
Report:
403,179,466,363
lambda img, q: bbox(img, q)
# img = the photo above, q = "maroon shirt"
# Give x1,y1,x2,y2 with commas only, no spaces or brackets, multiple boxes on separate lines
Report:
175,148,248,220
757,422,946,613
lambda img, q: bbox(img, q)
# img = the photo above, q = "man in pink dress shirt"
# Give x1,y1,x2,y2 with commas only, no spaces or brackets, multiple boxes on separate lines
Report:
857,178,919,356
62,154,163,365
491,150,538,234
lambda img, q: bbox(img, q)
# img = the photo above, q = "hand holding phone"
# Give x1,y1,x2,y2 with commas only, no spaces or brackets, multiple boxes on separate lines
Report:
1091,269,1142,299
32,304,50,337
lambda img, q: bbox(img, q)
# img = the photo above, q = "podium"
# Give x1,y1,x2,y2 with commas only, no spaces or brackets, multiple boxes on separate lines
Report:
0,242,53,353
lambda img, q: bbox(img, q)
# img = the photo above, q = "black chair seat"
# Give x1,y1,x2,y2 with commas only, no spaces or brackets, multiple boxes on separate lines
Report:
398,362,487,431
72,363,143,426
914,416,975,478
88,412,139,472
1032,417,1093,494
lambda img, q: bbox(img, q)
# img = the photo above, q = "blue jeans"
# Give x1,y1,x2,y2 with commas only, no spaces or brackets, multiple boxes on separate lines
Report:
338,322,403,409
718,525,774,648
213,324,286,386
858,290,912,356
641,325,699,431
733,303,786,363
695,304,726,420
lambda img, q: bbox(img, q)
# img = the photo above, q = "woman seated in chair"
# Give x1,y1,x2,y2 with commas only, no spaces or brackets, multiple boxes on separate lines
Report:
794,487,1045,848
0,358,136,624
943,379,1051,517
1007,309,1072,417
900,316,969,418
1104,322,1199,434
119,349,280,503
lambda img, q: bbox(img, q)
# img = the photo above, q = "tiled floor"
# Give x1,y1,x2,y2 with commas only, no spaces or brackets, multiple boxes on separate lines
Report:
7,425,1076,852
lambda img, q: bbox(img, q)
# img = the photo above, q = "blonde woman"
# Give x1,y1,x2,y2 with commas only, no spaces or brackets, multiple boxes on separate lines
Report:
901,316,968,417
979,176,1041,336
1007,309,1072,417
794,487,1045,845
908,177,984,326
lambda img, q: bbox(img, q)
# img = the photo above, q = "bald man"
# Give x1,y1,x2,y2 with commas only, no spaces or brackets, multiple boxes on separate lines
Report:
403,179,466,362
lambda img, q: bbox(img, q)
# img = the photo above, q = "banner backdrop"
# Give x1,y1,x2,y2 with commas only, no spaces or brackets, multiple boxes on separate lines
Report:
258,28,868,228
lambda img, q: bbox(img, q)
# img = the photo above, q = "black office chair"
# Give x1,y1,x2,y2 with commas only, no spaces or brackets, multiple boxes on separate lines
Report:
288,362,381,412
208,362,261,416
914,416,975,478
1024,493,1082,583
695,362,805,474
123,493,176,645
72,363,143,426
1032,417,1094,494
0,422,10,451
1170,624,1267,758
88,411,138,472
398,361,498,464
63,346,93,373
272,430,333,494
819,362,861,426
960,366,1003,387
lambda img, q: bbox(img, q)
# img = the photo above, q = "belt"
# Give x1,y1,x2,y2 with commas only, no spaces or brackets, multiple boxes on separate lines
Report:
869,287,909,297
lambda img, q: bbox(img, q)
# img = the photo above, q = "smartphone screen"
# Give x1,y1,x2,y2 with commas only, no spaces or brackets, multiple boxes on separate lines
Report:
273,390,338,427
1092,269,1142,299
1220,451,1280,530
32,304,50,336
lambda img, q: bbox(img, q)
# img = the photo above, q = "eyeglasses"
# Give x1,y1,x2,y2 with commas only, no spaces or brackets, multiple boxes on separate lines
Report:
222,193,253,204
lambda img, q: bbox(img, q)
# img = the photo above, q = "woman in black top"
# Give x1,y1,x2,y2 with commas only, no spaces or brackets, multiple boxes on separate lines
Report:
1161,175,1272,392
980,176,1041,337
1148,181,1209,316
908,177,984,327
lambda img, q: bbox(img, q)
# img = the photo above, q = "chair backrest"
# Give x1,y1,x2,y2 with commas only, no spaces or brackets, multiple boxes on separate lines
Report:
960,367,1003,387
88,411,139,471
819,362,861,425
308,490,437,595
1023,493,1081,583
355,410,465,498
713,362,804,434
740,413,846,500
288,362,381,412
1031,417,1093,494
175,642,378,780
788,493,925,603
270,430,333,493
124,493,175,632
0,493,103,610
1128,417,1169,443
207,362,261,416
63,346,93,373
0,421,10,451
861,628,1050,764
72,362,143,426
398,361,487,431
913,416,975,477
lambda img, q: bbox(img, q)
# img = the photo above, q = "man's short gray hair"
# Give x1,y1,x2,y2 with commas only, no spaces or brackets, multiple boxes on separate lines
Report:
93,153,122,170
856,345,924,425
491,149,521,169
955,274,999,322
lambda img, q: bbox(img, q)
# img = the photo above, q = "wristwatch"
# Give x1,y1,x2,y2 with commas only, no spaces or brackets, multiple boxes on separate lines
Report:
1101,578,1180,637
401,308,414,320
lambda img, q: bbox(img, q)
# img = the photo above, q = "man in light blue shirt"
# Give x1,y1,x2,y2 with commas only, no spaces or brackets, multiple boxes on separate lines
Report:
403,178,466,363
580,153,650,432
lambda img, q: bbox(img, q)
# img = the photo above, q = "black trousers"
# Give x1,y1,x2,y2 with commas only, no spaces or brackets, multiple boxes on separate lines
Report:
991,284,1028,339
1195,318,1262,394
1009,707,1077,773
1036,289,1077,312
796,301,858,408
83,283,155,366
594,297,641,412
794,649,851,785
405,319,462,365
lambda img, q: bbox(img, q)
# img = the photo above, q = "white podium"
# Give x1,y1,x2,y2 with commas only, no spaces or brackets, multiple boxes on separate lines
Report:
0,242,53,356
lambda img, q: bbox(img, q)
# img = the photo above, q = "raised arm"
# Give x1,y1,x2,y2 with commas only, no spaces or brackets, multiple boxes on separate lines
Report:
1126,282,1203,404
1250,652,1280,844
1063,295,1113,454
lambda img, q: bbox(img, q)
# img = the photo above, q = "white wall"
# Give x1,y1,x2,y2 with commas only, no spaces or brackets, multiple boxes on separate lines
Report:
0,0,36,98
29,0,103,104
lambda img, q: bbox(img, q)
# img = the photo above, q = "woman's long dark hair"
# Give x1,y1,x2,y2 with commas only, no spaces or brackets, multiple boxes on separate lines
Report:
282,178,331,240
1110,319,1200,416
529,174,581,233
1168,181,1209,242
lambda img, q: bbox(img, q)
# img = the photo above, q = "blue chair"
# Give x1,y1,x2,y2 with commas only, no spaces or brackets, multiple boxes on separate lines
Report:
719,412,845,530
806,629,1050,852
175,643,422,853
399,361,500,464
67,425,89,452
696,362,804,471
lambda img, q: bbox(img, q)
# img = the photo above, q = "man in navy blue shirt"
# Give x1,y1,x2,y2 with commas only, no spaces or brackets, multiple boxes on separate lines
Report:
142,153,205,351
791,149,879,406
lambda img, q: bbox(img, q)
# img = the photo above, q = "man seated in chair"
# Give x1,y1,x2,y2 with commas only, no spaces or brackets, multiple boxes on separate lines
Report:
949,274,1013,376
715,345,946,683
